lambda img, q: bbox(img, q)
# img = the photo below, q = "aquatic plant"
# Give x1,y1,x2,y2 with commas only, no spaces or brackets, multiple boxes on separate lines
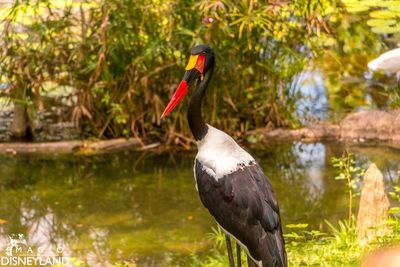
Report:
331,151,364,221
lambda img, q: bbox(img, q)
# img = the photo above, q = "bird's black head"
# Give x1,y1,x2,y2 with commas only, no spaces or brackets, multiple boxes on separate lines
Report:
190,44,215,74
161,44,215,118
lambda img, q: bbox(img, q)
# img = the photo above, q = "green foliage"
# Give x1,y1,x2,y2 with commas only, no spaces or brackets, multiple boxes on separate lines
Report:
389,186,400,202
286,220,360,266
0,1,394,146
325,219,357,247
206,227,225,249
331,151,364,221
331,151,364,184
0,0,341,145
312,7,385,117
110,262,137,267
343,0,400,34
191,217,400,267
197,226,247,267
389,186,400,215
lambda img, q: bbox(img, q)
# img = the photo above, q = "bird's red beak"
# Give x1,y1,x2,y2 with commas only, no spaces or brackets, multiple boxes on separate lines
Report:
161,54,205,119
161,80,188,118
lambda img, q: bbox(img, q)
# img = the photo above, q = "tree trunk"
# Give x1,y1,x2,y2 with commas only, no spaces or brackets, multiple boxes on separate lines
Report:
357,163,390,246
10,103,31,140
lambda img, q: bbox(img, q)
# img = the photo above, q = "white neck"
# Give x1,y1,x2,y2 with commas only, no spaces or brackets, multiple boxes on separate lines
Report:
195,125,254,180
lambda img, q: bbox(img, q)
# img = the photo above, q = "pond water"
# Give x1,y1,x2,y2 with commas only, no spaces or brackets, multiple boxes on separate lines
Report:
0,142,399,266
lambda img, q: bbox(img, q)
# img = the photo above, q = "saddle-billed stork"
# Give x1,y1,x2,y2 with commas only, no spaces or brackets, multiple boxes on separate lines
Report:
161,45,287,267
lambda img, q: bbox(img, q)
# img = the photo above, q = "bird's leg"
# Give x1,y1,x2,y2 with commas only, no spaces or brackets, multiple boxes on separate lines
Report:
247,255,258,267
225,234,235,267
236,243,241,267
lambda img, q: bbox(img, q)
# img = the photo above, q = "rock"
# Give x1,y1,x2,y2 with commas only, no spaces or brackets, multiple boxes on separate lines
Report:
340,110,400,142
362,246,400,267
32,120,44,132
357,163,390,246
259,110,400,148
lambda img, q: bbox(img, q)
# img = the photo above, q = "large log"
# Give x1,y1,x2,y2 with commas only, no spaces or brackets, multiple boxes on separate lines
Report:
0,138,141,154
357,163,390,245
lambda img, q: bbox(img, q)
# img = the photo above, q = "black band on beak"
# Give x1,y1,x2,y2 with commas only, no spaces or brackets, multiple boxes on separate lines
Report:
182,69,201,86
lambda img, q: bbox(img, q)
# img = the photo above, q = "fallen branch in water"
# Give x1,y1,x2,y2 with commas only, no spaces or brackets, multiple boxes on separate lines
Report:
0,138,140,155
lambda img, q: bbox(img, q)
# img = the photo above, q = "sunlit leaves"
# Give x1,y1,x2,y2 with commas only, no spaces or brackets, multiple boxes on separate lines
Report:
342,0,400,34
367,18,396,27
371,24,400,33
229,0,272,41
286,223,309,229
369,10,398,19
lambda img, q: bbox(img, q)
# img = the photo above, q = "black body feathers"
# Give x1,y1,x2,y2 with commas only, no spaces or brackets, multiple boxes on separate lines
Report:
194,160,287,267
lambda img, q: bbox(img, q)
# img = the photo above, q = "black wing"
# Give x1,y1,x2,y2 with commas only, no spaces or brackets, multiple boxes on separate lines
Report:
195,160,287,267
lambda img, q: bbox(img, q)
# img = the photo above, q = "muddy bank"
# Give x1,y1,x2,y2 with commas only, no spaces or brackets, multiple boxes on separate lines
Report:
1,110,400,154
260,110,400,145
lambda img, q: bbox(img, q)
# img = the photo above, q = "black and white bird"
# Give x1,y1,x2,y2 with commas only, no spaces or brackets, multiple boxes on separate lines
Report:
161,45,287,267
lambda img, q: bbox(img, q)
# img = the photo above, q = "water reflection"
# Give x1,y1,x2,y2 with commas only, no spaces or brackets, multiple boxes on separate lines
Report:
293,142,326,197
292,65,395,124
0,143,398,266
292,70,329,124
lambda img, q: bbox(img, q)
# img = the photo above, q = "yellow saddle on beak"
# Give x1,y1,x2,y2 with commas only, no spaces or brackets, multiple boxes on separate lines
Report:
185,55,199,71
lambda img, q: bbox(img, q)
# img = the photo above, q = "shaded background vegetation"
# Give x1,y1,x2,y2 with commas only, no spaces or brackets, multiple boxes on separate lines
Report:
0,0,398,146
